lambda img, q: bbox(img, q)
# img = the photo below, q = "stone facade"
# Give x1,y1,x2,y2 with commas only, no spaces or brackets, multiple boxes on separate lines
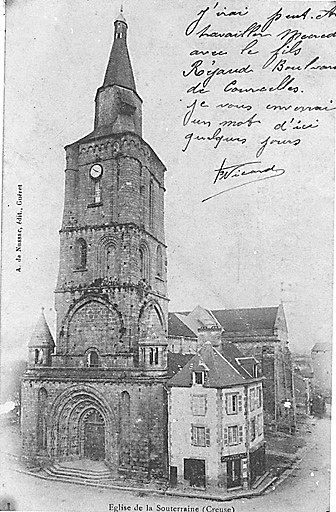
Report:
21,12,169,478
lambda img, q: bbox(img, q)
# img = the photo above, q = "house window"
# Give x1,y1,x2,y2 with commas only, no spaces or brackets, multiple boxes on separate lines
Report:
226,393,242,415
257,413,263,436
257,387,262,408
87,350,99,368
224,425,243,445
250,388,256,411
228,426,238,445
193,372,204,385
191,426,210,447
192,395,206,416
250,418,256,441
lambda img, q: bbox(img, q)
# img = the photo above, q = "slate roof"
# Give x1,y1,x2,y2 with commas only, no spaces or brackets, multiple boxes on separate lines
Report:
210,307,279,332
167,352,194,379
168,313,197,338
28,309,55,349
103,15,136,91
168,306,280,338
168,341,258,388
311,342,332,353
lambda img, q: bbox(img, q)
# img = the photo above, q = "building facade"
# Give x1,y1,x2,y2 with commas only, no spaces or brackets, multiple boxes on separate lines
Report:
168,342,265,490
311,342,332,398
21,11,169,478
168,304,295,431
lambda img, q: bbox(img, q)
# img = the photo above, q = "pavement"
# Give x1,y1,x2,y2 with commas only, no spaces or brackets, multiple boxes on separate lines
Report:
0,415,331,511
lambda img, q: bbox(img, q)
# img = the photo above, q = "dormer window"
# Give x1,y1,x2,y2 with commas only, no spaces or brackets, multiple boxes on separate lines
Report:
193,371,204,385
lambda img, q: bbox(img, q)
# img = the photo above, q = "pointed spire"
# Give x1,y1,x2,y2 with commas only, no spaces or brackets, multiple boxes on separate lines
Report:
103,8,136,91
28,308,55,348
116,3,127,24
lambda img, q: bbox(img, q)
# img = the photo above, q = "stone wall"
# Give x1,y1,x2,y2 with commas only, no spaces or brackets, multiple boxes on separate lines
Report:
21,377,168,478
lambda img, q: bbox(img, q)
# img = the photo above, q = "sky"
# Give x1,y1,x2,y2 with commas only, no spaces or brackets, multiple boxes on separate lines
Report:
1,0,335,361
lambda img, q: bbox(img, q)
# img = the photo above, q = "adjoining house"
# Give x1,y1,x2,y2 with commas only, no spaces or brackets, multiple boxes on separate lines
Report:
168,304,295,432
311,342,332,398
167,341,265,490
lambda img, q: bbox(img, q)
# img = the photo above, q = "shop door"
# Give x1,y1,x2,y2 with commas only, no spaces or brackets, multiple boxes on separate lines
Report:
84,411,105,460
227,459,242,489
184,459,206,488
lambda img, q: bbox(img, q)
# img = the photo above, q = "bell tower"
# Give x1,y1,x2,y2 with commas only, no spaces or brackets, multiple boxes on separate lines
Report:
22,9,169,477
54,9,168,375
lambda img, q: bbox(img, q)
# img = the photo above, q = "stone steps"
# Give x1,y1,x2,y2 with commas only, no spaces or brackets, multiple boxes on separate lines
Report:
44,463,113,485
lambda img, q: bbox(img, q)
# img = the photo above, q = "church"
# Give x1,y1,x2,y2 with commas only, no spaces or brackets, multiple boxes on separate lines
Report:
21,9,269,490
21,9,169,479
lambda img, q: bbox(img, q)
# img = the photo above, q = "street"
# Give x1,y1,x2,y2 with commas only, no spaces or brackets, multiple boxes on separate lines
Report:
0,417,331,512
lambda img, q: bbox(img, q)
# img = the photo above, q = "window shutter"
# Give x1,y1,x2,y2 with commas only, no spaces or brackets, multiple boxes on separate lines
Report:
238,425,243,444
223,426,228,445
205,427,210,447
238,394,242,413
204,396,208,415
225,394,228,414
191,425,195,445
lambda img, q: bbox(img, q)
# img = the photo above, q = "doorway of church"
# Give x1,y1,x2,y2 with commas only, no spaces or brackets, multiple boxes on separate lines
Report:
83,411,105,460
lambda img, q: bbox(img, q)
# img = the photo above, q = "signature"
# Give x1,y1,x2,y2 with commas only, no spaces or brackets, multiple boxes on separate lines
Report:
202,158,285,202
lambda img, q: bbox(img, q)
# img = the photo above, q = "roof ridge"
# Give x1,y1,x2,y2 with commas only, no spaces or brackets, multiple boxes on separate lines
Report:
212,346,242,377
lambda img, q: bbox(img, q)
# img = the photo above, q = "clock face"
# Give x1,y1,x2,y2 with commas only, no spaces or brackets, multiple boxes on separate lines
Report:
90,164,103,179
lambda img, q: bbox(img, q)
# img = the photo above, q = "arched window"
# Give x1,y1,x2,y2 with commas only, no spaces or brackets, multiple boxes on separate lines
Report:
155,347,159,365
139,245,149,281
149,348,154,365
156,245,163,276
35,349,39,364
94,180,101,204
149,180,154,228
87,350,99,368
140,347,145,363
38,387,48,402
76,238,87,270
117,166,120,190
106,245,117,278
38,349,44,364
120,391,131,465
38,388,48,450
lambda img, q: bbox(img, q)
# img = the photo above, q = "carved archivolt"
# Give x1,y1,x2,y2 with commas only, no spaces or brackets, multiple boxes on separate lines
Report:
49,384,116,461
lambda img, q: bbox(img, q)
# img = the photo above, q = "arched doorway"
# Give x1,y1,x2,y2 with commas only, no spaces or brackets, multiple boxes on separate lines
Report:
83,410,105,460
50,385,117,464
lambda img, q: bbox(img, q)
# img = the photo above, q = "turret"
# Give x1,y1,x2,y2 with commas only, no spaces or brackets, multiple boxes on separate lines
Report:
28,308,55,368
